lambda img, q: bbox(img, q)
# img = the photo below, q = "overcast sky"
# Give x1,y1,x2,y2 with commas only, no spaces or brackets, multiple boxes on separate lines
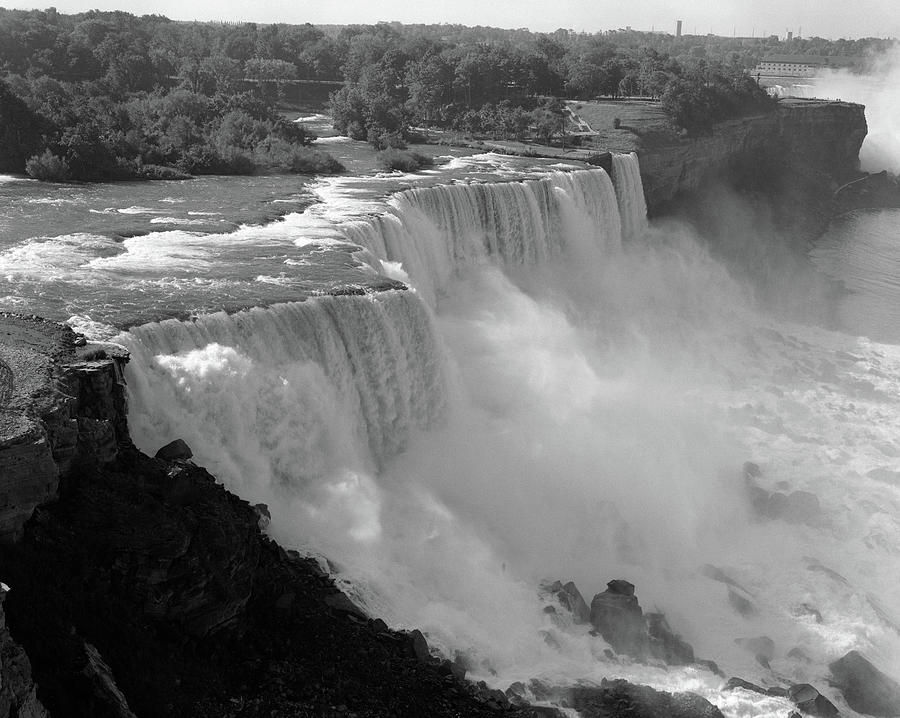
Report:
4,0,899,40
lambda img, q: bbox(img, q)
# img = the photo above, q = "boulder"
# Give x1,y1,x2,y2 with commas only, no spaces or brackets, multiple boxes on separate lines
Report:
723,677,766,695
154,438,193,462
829,650,900,716
787,684,839,717
590,580,647,656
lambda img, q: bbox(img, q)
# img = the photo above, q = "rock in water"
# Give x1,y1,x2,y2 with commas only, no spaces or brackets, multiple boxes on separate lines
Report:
154,438,193,461
646,612,695,665
787,683,839,717
541,580,590,624
590,580,647,656
830,650,900,716
571,678,725,718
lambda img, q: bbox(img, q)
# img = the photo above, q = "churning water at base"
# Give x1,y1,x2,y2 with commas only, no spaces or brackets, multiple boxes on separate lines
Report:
119,154,900,718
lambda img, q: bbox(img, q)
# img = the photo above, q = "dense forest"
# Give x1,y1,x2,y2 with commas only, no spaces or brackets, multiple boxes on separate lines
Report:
0,7,892,180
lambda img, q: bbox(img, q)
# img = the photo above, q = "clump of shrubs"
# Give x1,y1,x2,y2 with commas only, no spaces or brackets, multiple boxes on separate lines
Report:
134,164,192,180
288,146,345,174
377,149,434,172
25,150,71,182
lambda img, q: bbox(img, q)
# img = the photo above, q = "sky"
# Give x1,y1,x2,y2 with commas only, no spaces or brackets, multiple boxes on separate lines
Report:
3,0,900,40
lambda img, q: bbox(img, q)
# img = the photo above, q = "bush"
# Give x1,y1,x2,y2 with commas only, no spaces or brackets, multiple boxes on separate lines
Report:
613,117,621,129
378,149,434,172
25,150,71,182
135,164,192,180
288,146,345,174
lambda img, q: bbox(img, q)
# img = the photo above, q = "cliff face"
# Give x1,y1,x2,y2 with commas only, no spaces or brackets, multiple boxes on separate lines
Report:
638,99,867,215
0,315,129,542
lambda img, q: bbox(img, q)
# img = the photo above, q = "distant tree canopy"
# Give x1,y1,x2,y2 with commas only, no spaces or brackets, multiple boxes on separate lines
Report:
0,7,889,172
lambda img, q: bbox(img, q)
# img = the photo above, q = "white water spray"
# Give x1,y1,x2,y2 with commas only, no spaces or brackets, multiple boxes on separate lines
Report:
120,157,900,717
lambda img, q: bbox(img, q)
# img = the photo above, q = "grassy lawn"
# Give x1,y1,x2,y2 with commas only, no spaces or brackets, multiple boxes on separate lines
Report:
568,100,678,151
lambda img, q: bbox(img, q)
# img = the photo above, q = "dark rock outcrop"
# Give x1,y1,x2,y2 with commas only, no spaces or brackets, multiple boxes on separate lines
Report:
589,580,696,666
830,650,900,716
646,612,695,665
0,315,130,542
639,99,867,216
1,449,526,718
154,439,193,462
0,584,49,718
570,678,725,718
541,580,590,624
590,580,647,656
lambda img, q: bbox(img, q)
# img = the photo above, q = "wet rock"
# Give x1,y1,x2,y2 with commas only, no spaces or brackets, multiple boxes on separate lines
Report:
571,678,725,718
590,580,647,656
0,583,49,718
696,659,725,677
541,580,590,624
154,438,193,462
787,683,839,717
408,629,430,663
252,503,271,531
646,612,694,665
322,591,366,619
81,641,138,718
728,587,757,617
723,677,766,695
829,650,900,716
788,646,812,662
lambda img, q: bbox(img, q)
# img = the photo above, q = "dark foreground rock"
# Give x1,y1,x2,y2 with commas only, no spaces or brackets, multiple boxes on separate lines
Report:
0,584,49,718
570,678,724,718
830,650,900,717
0,448,529,718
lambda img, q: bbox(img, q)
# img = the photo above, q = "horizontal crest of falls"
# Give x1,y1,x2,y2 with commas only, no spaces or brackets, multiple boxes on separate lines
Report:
342,158,646,304
120,290,446,475
122,156,648,482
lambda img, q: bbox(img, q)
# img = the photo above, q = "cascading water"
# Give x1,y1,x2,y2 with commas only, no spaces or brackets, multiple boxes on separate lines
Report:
342,168,621,304
611,152,648,242
119,156,900,718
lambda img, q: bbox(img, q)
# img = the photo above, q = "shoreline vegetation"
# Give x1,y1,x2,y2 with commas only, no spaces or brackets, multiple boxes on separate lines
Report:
0,8,888,183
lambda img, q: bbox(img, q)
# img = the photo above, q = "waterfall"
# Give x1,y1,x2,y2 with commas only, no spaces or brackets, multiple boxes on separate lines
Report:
344,167,627,304
611,153,649,242
120,290,447,495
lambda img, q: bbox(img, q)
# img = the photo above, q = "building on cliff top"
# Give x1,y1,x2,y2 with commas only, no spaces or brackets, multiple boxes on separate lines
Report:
752,54,863,78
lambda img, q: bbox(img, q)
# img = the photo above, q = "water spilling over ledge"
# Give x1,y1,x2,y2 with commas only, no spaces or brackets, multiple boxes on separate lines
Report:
3,101,900,716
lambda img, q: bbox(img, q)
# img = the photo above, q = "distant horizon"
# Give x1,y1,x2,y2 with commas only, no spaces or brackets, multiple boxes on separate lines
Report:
1,0,899,41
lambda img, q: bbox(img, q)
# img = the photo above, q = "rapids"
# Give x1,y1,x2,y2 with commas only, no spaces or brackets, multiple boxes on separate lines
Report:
115,152,900,717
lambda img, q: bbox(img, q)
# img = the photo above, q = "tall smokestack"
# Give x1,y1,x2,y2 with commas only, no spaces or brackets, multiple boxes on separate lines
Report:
676,19,682,37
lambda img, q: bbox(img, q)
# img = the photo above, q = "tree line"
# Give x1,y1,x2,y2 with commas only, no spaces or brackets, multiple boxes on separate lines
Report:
0,8,890,179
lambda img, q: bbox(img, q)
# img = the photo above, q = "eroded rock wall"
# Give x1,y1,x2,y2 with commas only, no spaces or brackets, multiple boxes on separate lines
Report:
639,99,867,215
0,315,129,542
